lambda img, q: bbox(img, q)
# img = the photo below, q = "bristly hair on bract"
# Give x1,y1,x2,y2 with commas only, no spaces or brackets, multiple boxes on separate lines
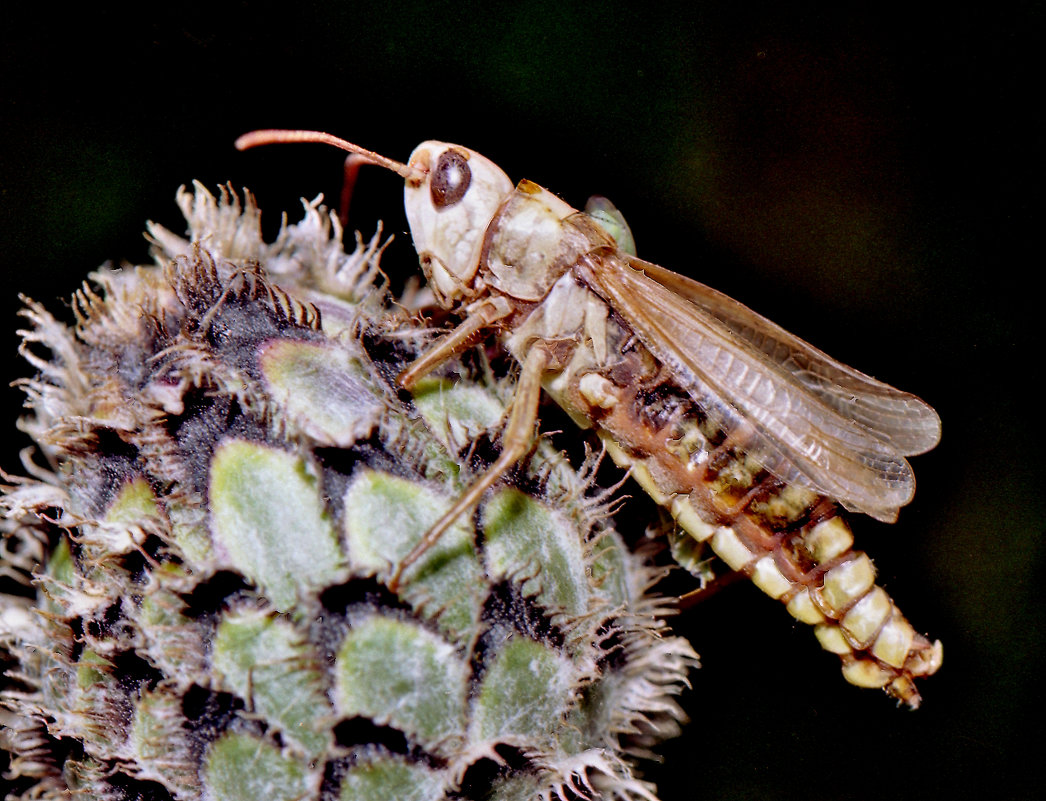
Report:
0,183,698,801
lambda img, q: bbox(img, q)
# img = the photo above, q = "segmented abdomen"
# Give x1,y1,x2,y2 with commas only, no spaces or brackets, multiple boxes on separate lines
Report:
591,373,941,707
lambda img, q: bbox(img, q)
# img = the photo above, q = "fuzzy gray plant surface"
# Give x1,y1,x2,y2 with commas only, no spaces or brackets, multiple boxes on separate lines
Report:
0,185,698,801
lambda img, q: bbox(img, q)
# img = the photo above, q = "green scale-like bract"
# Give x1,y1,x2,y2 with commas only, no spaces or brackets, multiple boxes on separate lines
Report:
0,185,697,801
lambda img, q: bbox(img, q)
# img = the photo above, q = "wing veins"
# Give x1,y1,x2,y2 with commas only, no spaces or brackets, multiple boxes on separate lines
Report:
627,255,941,455
576,249,933,521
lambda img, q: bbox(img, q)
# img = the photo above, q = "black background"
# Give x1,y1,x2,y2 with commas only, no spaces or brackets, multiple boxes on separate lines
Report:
2,3,1040,800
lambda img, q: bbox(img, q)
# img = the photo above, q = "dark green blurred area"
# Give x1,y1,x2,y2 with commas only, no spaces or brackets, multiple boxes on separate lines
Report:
2,3,1040,800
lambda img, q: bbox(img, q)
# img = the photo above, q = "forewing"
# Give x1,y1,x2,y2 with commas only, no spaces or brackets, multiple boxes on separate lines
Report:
577,251,936,522
626,256,942,456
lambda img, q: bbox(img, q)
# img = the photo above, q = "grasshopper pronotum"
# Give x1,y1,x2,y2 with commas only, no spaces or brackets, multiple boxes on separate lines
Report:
237,130,943,706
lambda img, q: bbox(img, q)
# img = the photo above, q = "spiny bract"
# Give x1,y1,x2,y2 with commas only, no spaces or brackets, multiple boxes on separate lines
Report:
0,185,697,801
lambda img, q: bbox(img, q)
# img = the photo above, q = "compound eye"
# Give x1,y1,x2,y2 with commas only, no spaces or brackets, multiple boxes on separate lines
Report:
430,149,472,209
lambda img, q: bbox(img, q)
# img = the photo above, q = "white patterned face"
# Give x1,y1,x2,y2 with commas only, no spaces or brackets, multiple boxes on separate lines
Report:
401,142,514,305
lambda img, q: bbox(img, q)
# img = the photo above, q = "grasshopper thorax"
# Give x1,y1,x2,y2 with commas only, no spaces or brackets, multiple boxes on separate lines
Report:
403,142,514,306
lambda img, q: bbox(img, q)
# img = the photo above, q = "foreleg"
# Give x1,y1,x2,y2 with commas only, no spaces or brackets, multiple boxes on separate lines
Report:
397,297,513,390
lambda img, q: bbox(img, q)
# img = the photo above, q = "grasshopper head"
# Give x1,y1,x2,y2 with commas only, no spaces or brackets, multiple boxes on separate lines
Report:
234,130,513,306
403,142,514,305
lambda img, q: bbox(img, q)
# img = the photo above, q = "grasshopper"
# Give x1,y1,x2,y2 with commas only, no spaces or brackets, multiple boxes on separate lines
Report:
236,130,943,707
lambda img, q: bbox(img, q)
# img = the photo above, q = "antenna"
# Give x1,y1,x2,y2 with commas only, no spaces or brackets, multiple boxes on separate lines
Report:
235,129,425,182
